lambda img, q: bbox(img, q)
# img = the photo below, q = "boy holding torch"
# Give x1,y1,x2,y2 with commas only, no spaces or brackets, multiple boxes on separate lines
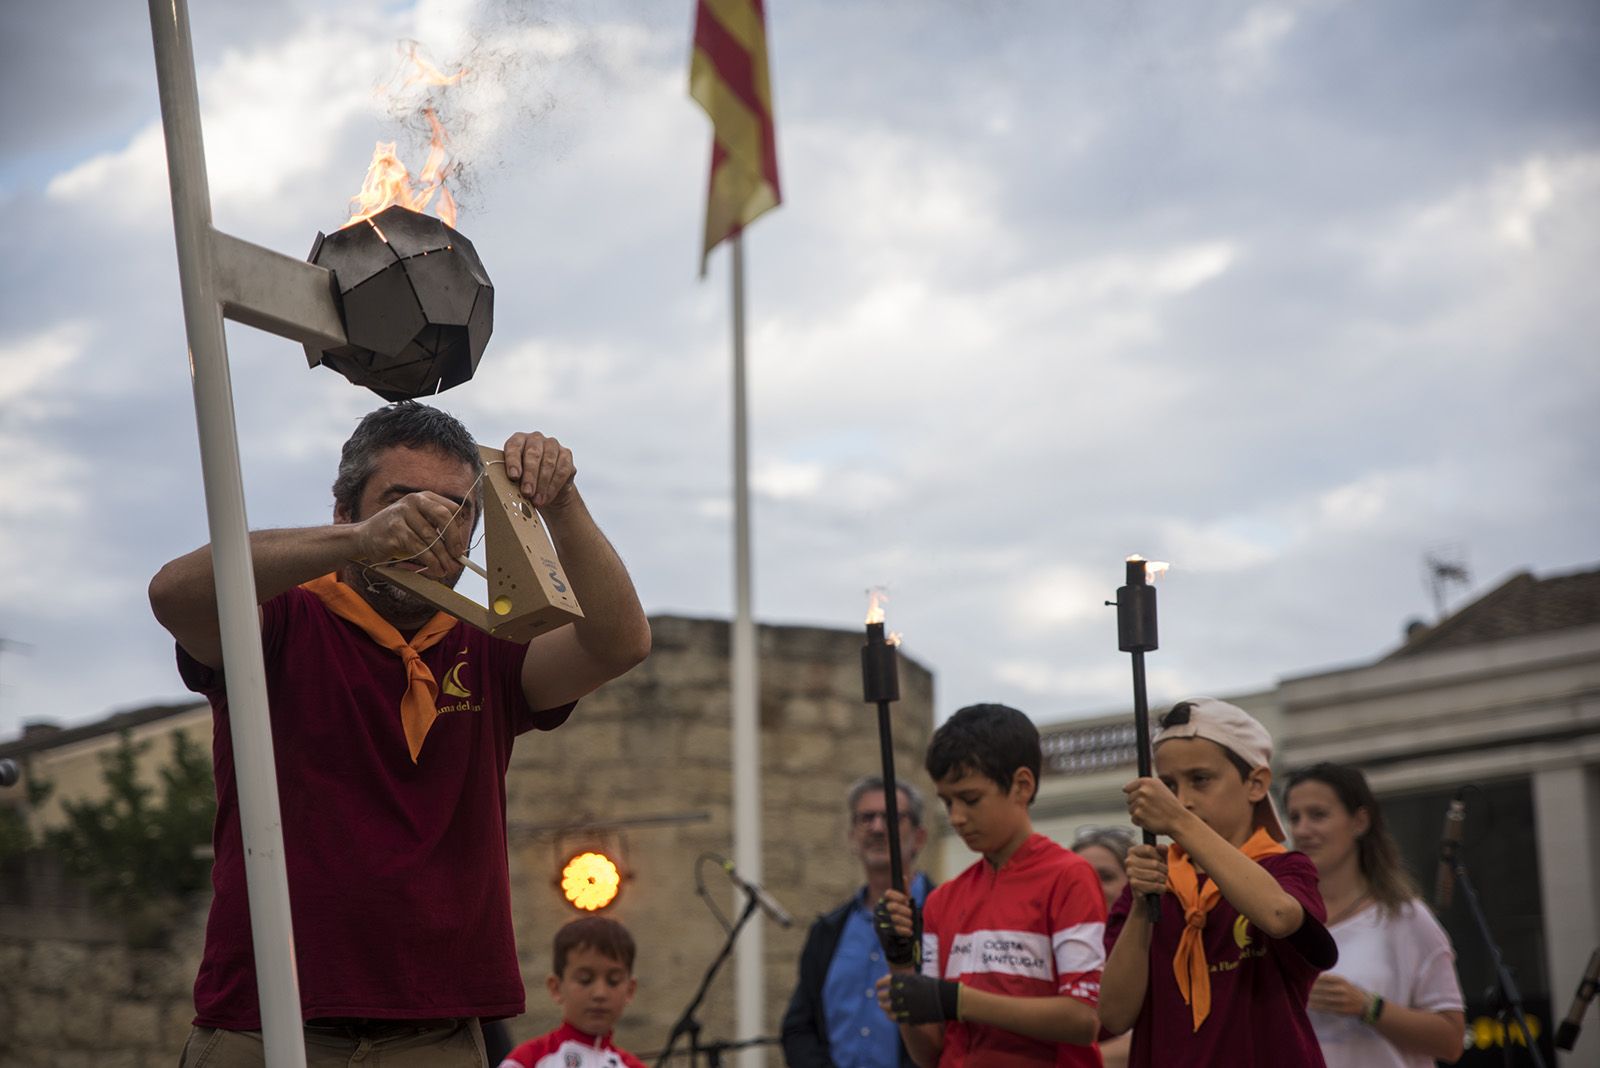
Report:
875,704,1107,1067
1098,698,1338,1067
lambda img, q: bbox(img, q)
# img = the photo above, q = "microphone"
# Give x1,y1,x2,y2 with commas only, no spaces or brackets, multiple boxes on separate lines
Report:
0,759,19,788
1433,791,1466,912
1556,948,1600,1051
719,857,795,928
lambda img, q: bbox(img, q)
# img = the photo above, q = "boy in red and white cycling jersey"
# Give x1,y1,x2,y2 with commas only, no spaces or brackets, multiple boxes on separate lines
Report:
499,917,646,1068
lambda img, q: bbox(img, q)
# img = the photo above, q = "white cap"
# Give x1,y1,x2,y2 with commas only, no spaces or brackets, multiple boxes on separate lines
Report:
1153,697,1284,841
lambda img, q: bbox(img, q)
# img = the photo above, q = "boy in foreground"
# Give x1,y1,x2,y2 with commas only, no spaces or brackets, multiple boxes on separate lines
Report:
499,917,646,1068
876,703,1107,1066
1099,698,1338,1067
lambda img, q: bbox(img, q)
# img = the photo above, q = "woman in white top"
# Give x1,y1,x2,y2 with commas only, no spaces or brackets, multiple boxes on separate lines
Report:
1286,762,1466,1068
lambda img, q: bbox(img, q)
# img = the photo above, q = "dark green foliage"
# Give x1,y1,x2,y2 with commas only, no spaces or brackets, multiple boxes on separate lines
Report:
41,729,215,918
0,776,51,864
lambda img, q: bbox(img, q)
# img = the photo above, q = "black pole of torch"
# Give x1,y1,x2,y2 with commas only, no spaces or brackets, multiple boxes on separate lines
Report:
862,621,905,893
1115,559,1162,925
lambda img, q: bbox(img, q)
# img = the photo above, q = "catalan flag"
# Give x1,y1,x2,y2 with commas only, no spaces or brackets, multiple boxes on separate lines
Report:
690,0,782,272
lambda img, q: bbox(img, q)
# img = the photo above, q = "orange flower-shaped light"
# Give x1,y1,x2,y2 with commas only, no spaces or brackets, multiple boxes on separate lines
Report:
560,851,622,911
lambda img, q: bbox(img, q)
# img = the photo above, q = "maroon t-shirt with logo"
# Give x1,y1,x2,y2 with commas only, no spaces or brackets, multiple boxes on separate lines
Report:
178,586,573,1028
1104,850,1336,1068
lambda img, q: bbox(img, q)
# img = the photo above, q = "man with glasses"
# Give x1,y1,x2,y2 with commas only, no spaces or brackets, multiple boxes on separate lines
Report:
782,775,935,1068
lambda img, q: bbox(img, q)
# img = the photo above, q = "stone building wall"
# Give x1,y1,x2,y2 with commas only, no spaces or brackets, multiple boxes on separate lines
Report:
0,854,207,1067
0,615,935,1065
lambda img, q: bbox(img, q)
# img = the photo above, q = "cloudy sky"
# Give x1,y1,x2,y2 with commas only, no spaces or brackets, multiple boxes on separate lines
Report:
1,0,1596,741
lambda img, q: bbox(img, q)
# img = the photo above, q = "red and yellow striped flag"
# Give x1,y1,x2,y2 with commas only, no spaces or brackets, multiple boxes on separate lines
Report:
690,0,782,273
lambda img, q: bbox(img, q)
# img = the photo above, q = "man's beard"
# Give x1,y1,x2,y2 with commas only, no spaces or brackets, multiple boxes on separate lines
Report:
349,567,462,630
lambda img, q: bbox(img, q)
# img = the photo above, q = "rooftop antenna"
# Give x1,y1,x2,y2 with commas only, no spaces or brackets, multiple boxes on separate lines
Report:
1422,545,1471,621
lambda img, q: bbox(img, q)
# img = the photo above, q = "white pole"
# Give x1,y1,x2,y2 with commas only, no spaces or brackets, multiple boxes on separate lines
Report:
146,1,305,1064
729,232,766,1064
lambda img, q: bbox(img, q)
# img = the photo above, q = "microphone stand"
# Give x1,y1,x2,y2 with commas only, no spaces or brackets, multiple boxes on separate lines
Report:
655,892,761,1068
1451,857,1547,1068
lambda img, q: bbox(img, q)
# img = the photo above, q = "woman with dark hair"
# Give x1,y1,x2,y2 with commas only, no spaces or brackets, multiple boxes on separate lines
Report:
1285,763,1465,1068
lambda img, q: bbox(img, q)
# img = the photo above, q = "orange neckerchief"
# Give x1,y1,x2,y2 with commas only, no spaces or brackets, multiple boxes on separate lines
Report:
1166,826,1287,1031
302,573,457,763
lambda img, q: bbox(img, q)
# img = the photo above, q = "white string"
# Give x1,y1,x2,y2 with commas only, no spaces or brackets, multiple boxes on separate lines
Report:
358,461,501,590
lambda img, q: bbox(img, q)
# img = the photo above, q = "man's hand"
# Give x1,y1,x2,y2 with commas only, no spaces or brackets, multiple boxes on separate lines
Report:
876,973,960,1025
353,491,472,578
1123,776,1191,837
504,432,576,509
1124,843,1169,897
874,889,921,969
1308,973,1369,1017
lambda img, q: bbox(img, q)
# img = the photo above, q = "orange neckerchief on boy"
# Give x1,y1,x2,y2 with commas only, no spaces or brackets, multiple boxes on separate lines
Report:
302,573,457,763
1166,826,1287,1031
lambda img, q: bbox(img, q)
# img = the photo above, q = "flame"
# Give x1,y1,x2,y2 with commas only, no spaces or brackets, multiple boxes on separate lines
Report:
1126,554,1170,583
865,587,888,625
345,107,459,229
865,587,904,644
402,42,468,88
344,45,466,230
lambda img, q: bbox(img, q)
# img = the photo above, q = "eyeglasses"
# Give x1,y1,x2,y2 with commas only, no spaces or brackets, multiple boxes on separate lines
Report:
852,811,915,828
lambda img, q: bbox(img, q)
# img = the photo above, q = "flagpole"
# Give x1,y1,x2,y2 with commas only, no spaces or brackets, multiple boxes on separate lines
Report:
729,231,766,1065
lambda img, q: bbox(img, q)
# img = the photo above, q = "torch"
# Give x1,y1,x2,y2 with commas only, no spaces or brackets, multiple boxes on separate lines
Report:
1114,555,1167,925
861,590,905,893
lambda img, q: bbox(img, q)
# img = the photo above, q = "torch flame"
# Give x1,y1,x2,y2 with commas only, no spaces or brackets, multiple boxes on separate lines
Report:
865,587,888,625
1126,554,1171,583
344,45,466,230
345,107,459,229
865,587,903,645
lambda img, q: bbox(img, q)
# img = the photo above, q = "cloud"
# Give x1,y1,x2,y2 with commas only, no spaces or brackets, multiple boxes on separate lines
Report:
47,16,403,230
1218,4,1301,91
993,658,1187,703
0,321,90,412
2,0,1597,738
1010,564,1111,631
0,326,95,608
1368,151,1600,282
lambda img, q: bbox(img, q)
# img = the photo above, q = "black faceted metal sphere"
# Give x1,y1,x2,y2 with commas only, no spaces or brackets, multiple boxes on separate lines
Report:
304,205,493,401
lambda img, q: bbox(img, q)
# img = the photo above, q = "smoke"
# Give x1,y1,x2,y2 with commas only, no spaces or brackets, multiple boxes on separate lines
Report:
366,2,613,218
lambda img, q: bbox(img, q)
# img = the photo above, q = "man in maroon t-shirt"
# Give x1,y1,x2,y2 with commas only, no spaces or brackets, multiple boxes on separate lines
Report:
150,402,651,1066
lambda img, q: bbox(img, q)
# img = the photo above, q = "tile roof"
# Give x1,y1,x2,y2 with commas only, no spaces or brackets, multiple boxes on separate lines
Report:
1386,564,1600,659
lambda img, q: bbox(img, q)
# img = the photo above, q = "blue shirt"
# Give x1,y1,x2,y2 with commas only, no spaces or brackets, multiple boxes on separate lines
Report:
821,872,933,1068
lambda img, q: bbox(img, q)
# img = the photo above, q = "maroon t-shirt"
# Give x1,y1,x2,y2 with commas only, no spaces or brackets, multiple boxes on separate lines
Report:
1104,850,1336,1068
178,586,574,1028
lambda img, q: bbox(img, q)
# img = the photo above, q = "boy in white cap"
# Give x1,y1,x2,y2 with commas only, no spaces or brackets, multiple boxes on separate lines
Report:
1098,698,1338,1067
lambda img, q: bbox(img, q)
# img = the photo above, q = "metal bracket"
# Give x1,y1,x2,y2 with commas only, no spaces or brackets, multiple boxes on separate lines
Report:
211,229,347,351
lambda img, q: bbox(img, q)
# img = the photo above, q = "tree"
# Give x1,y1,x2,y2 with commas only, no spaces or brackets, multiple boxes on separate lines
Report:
0,779,44,863
41,728,215,926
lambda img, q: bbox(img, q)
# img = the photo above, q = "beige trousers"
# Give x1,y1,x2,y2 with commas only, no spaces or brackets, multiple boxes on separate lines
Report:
178,1018,487,1067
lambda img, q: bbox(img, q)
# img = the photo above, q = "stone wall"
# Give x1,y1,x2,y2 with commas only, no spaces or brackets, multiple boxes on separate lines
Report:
0,615,935,1065
0,855,206,1067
